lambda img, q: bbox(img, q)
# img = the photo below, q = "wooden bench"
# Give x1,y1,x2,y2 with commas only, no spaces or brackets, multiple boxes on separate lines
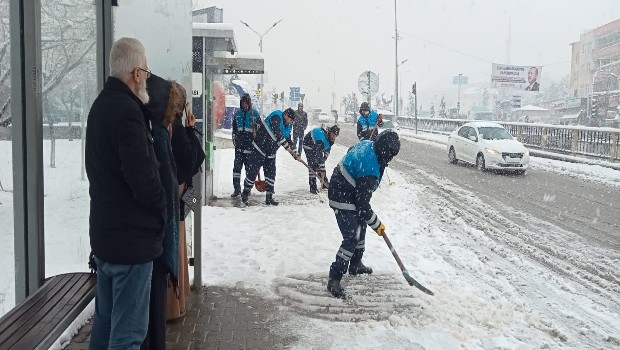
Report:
0,272,96,349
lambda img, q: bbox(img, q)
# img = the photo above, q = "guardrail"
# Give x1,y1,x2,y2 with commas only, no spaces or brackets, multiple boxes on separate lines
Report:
398,116,620,162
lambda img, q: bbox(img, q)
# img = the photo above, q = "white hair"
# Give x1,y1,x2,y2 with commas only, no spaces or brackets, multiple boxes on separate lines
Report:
109,37,146,79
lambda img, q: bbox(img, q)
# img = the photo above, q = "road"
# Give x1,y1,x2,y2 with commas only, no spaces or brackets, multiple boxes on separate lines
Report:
328,123,620,311
334,123,620,249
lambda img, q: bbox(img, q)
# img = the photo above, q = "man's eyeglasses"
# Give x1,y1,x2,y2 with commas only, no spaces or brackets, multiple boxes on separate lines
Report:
136,67,151,78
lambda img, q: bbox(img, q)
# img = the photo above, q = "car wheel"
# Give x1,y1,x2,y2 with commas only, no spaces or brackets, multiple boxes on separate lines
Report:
476,153,486,171
515,169,527,176
448,147,457,164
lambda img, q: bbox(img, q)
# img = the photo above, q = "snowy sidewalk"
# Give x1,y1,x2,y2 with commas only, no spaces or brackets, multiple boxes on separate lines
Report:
196,144,620,349
67,141,620,349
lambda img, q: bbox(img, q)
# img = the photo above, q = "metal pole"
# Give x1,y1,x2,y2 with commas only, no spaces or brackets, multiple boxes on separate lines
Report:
81,76,86,181
414,84,418,134
458,73,462,116
367,71,371,104
259,37,264,115
11,0,44,301
394,0,399,118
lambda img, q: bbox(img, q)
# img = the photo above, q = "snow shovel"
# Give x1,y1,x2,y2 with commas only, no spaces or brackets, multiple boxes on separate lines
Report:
299,159,328,189
382,232,434,296
385,168,395,186
254,168,266,192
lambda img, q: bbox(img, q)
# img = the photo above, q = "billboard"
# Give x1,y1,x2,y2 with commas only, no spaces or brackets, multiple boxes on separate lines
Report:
492,64,542,91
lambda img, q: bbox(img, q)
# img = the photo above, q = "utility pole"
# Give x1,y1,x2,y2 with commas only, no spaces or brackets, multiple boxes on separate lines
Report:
414,83,418,134
457,73,463,116
394,0,399,118
240,19,283,115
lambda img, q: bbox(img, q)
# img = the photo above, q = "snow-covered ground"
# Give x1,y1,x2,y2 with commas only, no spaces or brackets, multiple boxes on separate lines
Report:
205,145,620,349
399,129,620,189
2,136,620,349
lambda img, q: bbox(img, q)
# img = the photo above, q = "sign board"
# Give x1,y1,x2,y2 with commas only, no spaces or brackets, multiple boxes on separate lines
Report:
192,72,203,98
358,71,379,98
492,63,542,91
452,75,468,85
290,86,301,102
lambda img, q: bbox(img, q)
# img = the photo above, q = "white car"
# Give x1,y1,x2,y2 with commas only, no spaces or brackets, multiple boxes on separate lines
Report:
344,113,356,123
376,109,400,135
447,122,530,174
317,112,331,123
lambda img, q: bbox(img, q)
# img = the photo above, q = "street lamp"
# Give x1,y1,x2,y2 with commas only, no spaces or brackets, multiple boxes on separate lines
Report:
394,0,400,119
239,19,284,115
457,73,463,116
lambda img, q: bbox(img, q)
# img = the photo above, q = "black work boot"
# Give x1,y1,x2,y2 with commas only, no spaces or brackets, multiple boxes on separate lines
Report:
240,189,250,204
265,193,279,206
327,278,346,298
349,262,373,276
309,183,318,194
231,188,241,198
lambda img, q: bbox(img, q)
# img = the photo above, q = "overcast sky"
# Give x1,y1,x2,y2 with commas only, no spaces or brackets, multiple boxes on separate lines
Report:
195,0,620,109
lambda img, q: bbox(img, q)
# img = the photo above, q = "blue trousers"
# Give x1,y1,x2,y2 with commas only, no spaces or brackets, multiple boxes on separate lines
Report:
329,209,367,280
90,257,153,350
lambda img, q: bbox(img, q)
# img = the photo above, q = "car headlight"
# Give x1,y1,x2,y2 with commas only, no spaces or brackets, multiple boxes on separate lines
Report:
485,148,500,156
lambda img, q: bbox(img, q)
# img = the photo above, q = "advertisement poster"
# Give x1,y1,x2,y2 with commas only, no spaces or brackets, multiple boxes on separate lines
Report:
492,64,542,91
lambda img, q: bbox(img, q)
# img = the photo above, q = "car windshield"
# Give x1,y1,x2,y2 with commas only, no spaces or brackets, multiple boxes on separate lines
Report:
381,118,396,128
478,127,513,140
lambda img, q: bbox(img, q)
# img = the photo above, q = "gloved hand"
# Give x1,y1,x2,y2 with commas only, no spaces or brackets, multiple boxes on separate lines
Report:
290,149,300,161
374,223,385,236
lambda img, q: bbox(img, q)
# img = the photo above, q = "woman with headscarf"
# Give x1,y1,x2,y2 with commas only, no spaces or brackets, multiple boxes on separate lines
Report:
141,74,181,350
167,81,205,320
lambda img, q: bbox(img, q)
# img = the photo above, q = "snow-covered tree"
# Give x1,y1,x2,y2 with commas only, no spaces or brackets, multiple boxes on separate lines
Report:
439,96,447,118
0,0,96,126
406,94,416,117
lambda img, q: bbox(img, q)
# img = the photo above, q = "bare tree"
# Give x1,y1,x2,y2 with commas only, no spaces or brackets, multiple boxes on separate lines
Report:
0,0,96,127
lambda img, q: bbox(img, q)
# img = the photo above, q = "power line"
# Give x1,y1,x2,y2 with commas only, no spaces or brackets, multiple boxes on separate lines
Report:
399,30,493,64
399,30,570,68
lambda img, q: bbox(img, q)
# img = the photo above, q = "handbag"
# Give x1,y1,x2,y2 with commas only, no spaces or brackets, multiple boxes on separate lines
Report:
182,186,201,218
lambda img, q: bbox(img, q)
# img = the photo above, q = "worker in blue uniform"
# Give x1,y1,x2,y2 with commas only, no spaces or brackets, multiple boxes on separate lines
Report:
326,130,401,298
303,125,340,193
231,94,260,197
241,108,300,206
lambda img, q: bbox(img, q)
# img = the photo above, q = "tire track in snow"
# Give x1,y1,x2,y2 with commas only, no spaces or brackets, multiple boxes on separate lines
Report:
403,165,620,349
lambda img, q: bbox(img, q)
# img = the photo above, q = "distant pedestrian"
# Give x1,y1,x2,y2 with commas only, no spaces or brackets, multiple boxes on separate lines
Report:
86,37,165,350
293,102,308,155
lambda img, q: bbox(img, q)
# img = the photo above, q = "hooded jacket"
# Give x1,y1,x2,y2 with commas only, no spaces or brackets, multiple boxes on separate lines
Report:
145,74,180,286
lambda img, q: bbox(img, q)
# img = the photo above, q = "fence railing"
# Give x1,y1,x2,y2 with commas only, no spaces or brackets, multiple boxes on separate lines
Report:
398,116,620,162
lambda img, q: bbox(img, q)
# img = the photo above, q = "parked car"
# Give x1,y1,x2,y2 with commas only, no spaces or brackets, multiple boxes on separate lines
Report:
447,122,530,174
